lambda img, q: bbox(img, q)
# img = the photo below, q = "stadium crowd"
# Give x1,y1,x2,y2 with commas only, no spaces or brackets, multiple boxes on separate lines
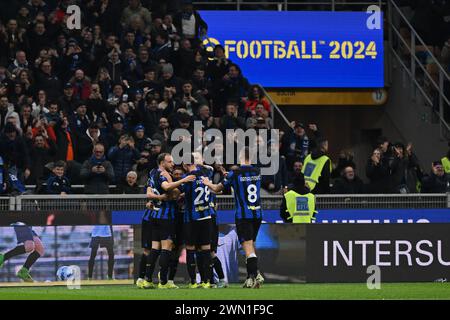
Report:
0,0,448,196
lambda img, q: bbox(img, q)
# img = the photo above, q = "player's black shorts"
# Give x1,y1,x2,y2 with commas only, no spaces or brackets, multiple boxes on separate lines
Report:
151,218,176,242
184,218,212,246
210,215,219,252
174,214,184,248
14,226,38,244
236,218,262,244
141,219,152,249
89,236,114,249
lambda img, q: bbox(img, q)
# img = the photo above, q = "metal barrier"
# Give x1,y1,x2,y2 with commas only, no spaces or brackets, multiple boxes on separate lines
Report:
193,0,385,11
10,194,449,212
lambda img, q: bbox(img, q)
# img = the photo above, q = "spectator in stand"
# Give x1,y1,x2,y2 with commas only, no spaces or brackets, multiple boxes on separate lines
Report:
8,50,29,75
331,149,356,179
147,139,163,170
282,122,321,169
217,64,249,114
103,50,124,84
19,104,35,133
387,142,422,193
69,102,91,139
422,161,450,193
208,45,231,96
35,60,61,100
107,134,140,184
140,96,163,137
152,117,172,148
80,143,115,194
135,143,153,185
133,124,152,153
58,82,79,115
0,96,18,131
43,101,60,125
45,161,72,195
180,80,206,116
261,141,288,194
121,0,152,29
106,115,125,151
86,83,108,120
173,1,207,43
219,102,245,131
47,116,74,162
365,148,389,194
244,85,271,116
160,63,182,97
332,166,365,194
287,161,304,186
27,132,57,187
194,105,215,130
70,69,92,100
138,68,160,93
75,123,108,165
116,170,142,194
0,122,30,182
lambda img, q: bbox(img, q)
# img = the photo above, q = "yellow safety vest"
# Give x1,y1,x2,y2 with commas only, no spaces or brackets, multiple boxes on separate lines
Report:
301,154,332,191
284,191,317,224
442,157,450,174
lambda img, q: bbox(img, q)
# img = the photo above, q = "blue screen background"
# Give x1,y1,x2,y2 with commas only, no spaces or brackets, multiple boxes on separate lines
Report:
200,11,384,88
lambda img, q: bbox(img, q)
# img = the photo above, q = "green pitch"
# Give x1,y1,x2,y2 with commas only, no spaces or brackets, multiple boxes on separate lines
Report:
0,283,449,300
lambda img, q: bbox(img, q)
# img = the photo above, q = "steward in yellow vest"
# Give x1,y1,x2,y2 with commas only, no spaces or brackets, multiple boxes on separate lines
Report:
301,138,332,194
280,173,317,223
441,155,450,174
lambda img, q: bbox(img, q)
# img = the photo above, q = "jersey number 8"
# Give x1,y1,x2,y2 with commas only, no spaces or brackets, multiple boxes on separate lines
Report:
247,184,258,203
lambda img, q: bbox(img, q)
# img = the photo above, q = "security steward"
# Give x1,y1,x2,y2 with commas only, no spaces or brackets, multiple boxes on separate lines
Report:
441,149,450,174
301,138,332,194
280,173,317,223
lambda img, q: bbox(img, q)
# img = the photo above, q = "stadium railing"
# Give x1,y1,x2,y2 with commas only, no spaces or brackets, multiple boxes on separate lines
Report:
388,0,450,140
192,0,385,11
7,194,448,212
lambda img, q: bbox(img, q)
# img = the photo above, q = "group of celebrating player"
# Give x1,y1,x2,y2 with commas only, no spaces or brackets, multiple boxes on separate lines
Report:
136,147,264,289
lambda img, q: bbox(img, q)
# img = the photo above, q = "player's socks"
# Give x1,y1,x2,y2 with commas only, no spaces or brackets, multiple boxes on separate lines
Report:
159,249,171,285
139,253,147,279
199,250,212,284
4,245,26,261
145,249,160,282
186,249,197,284
23,251,40,270
196,250,205,282
212,256,225,282
168,252,179,281
246,255,258,278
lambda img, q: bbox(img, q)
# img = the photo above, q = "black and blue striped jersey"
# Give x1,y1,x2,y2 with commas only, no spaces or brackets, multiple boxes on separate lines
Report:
144,168,177,221
181,166,214,223
223,165,262,220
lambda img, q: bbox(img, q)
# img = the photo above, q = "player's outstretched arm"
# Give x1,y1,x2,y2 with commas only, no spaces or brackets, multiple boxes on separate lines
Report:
161,174,196,191
202,177,224,193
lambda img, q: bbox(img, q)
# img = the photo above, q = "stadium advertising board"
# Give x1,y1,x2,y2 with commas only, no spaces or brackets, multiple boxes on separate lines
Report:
201,11,384,88
112,209,450,225
306,224,450,282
